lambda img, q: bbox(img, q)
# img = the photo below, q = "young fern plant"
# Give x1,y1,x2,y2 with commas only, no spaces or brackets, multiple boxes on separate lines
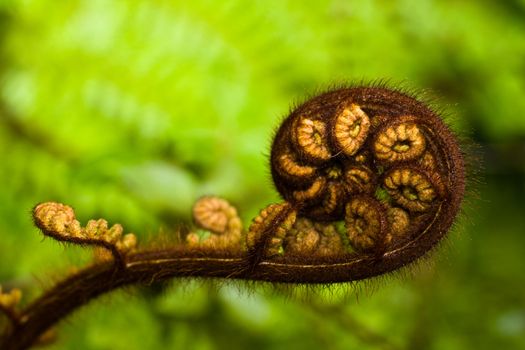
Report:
0,85,465,350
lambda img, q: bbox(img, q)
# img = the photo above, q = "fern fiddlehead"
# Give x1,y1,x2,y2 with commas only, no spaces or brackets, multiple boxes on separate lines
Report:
247,86,465,280
0,84,466,350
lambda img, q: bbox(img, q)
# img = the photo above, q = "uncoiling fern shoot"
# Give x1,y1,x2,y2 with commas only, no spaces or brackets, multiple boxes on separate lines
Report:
0,84,466,350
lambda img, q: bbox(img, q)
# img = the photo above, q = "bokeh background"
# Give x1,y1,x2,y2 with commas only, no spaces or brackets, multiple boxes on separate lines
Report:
1,0,524,349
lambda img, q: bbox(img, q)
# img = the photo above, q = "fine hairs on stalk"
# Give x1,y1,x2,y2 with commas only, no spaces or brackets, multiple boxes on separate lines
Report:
0,82,466,350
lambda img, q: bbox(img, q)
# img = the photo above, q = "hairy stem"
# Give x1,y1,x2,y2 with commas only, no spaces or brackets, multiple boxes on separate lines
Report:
1,199,455,350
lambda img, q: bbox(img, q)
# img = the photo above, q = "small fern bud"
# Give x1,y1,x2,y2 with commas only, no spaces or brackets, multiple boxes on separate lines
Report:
246,202,296,256
33,202,137,267
0,287,22,310
0,286,22,326
283,218,345,257
116,233,137,253
188,196,243,249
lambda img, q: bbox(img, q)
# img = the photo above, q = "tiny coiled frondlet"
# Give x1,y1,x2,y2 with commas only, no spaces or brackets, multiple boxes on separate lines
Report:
187,196,243,249
33,202,137,267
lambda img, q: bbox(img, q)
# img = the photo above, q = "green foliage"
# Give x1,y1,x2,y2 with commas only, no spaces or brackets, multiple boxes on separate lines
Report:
1,0,524,349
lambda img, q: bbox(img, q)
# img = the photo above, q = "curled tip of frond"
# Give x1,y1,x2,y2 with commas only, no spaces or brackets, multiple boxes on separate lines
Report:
33,202,76,237
187,196,243,249
116,233,137,253
33,202,137,264
284,218,346,257
192,196,242,235
0,286,22,310
246,203,297,257
0,285,22,325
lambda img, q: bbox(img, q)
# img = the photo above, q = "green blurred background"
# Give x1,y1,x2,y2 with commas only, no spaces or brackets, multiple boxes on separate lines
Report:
1,0,524,349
